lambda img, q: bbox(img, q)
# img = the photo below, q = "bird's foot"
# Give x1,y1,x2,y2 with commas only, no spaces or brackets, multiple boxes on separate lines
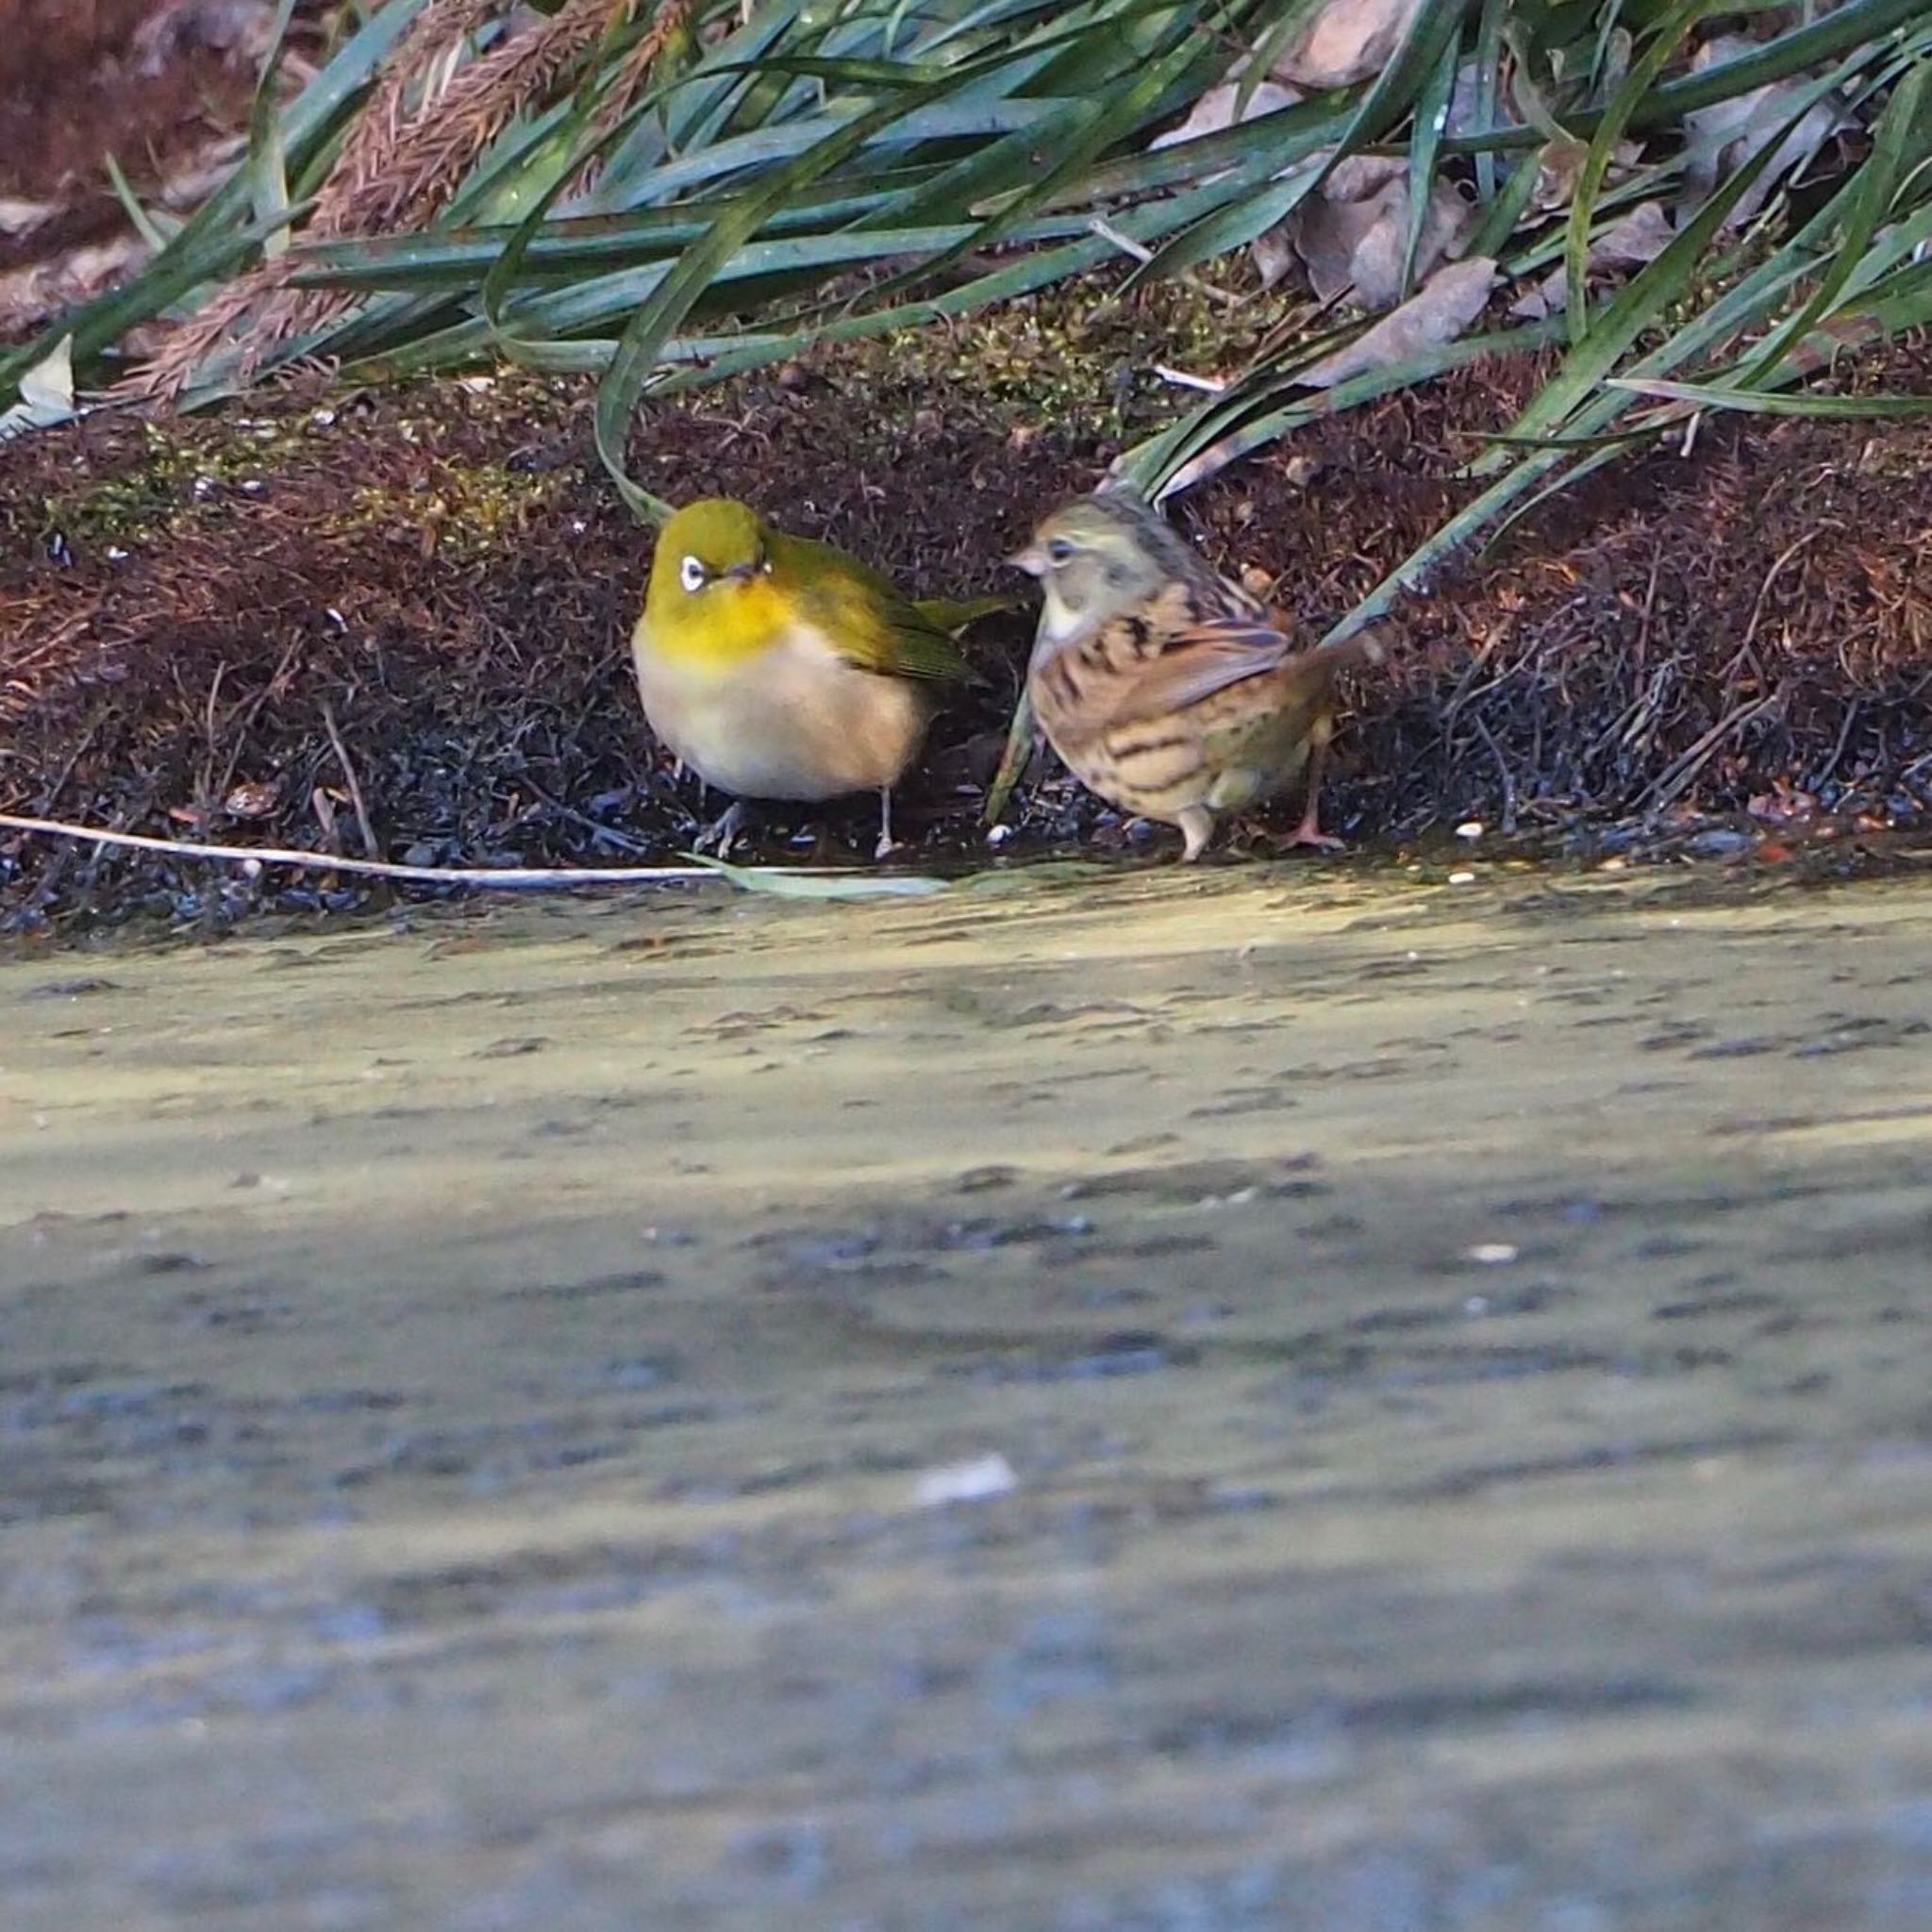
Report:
1278,806,1345,853
1176,807,1216,864
1278,742,1343,851
693,800,750,856
873,790,901,862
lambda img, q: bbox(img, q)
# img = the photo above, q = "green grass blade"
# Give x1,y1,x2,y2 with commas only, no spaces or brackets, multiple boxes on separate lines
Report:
246,0,304,260
1740,54,1932,385
592,52,1008,521
1470,0,1510,203
1635,0,1929,125
637,170,1248,395
1237,0,1332,114
1469,47,1870,475
1133,320,1569,500
1609,376,1932,416
1401,23,1462,300
1138,0,1474,285
870,0,1220,242
688,856,948,897
1563,0,1723,343
103,153,177,252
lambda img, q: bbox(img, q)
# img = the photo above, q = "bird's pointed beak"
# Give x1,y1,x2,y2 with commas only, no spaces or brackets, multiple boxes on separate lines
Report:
720,561,760,585
1008,544,1047,577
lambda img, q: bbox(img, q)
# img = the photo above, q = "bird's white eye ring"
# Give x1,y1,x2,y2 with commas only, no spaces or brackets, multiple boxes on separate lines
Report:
678,555,708,593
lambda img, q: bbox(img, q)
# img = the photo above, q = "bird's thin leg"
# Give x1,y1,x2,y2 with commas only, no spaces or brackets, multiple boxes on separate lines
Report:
1281,741,1345,851
874,789,900,861
693,799,750,856
1176,806,1216,863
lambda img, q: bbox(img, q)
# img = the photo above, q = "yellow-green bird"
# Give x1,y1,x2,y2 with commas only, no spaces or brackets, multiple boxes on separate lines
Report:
633,498,1001,858
1009,492,1386,862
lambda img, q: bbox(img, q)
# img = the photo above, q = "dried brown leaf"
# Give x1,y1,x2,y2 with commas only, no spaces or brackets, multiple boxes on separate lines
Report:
1289,158,1474,309
0,196,62,237
132,0,651,397
1681,32,1854,228
133,0,279,75
1508,200,1674,320
1298,255,1496,388
0,238,154,337
1271,0,1425,91
1151,77,1302,152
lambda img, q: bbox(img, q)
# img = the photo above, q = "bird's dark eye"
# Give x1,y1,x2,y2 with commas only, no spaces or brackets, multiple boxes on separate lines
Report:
1046,538,1074,565
678,555,708,593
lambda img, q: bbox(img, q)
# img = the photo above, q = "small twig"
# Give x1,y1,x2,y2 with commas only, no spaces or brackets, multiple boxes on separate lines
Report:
214,635,306,808
1643,690,1786,812
1153,364,1228,394
1088,216,1155,265
1468,710,1519,835
1087,218,1241,308
1633,543,1663,667
509,773,657,855
310,787,341,852
33,713,103,816
1812,700,1861,793
1727,530,1819,685
0,812,724,888
321,698,380,859
196,662,227,816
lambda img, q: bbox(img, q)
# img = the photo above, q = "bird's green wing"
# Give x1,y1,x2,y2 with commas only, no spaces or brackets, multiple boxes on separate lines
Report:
777,531,973,682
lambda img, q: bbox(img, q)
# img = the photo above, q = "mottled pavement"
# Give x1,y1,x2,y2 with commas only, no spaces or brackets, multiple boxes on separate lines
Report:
4,862,1931,1929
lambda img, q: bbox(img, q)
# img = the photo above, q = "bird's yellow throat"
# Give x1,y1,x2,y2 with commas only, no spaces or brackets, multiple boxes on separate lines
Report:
643,576,798,672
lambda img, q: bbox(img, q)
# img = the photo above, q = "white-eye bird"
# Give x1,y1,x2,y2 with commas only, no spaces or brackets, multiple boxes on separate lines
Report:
632,498,1002,858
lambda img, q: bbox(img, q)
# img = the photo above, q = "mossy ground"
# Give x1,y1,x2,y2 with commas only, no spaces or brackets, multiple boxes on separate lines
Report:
5,278,1932,935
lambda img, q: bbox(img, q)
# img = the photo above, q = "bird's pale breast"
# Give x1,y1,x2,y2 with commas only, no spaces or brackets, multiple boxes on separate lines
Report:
634,620,929,802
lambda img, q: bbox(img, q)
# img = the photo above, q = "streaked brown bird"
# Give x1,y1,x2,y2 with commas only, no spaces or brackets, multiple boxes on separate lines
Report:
1009,492,1385,861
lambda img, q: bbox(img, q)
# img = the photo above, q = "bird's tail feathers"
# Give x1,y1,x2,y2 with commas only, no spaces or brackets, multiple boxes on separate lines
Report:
915,592,1018,634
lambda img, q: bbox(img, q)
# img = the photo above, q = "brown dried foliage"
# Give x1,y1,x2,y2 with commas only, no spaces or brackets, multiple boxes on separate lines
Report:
0,0,290,328
133,0,671,396
0,1,258,208
596,0,695,141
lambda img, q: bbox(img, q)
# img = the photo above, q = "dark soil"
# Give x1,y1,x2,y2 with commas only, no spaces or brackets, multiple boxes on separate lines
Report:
6,309,1932,934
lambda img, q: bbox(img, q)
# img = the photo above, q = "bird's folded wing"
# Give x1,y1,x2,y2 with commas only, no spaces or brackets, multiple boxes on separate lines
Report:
913,592,1015,633
1100,617,1302,725
865,602,971,681
819,576,967,682
781,532,967,682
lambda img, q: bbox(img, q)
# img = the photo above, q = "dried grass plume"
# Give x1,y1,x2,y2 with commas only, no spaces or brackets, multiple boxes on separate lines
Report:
133,0,694,399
